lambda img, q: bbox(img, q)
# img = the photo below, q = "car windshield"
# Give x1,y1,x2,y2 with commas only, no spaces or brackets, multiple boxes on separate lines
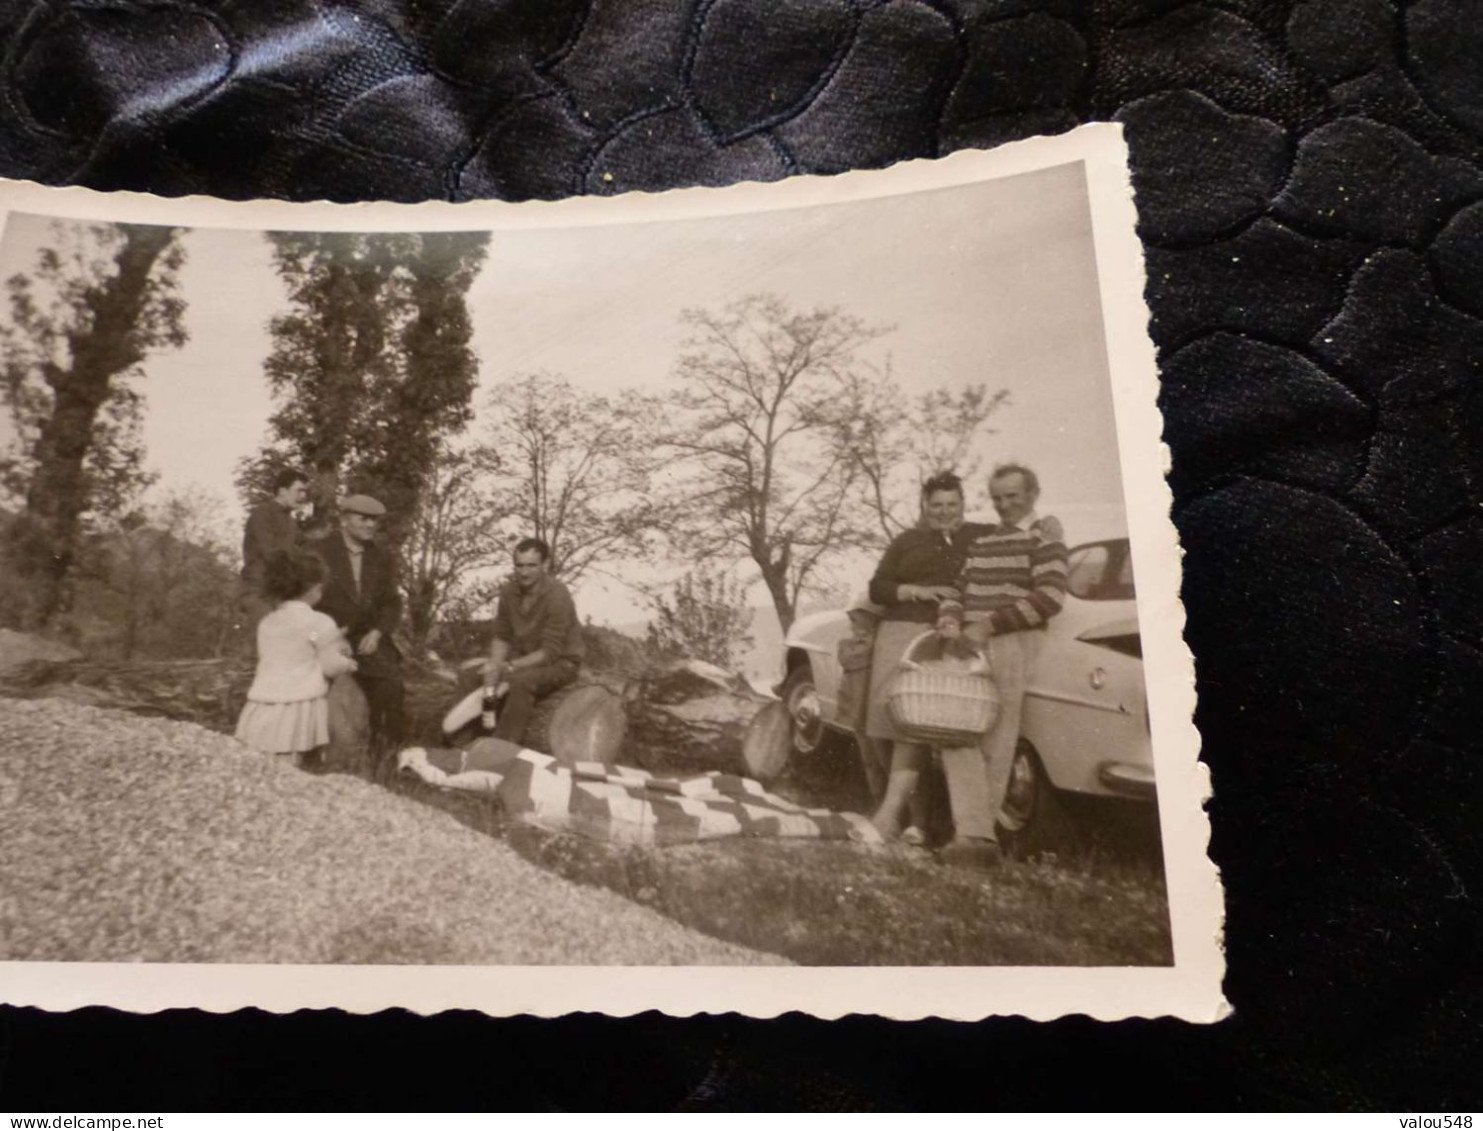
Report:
1065,539,1135,600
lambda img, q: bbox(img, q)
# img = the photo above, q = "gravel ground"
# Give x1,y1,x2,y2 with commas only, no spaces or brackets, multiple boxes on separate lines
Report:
0,698,786,966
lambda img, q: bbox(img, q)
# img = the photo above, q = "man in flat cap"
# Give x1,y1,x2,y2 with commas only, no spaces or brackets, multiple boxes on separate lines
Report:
315,494,405,754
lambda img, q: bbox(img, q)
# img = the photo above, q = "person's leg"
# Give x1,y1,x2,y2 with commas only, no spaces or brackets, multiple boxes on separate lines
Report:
938,633,1031,869
941,741,995,840
296,745,327,773
354,673,382,743
493,662,577,744
979,632,1033,834
856,735,889,804
904,769,932,841
236,588,271,656
872,741,927,838
380,675,406,747
949,631,1032,847
356,674,396,771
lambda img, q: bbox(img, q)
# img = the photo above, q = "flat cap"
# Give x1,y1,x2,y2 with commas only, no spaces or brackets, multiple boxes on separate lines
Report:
340,494,387,516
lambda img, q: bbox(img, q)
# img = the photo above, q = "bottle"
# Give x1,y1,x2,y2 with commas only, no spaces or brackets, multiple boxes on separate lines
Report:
480,684,497,734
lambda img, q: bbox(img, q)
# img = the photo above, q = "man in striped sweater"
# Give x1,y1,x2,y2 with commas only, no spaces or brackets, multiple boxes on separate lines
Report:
950,462,1069,869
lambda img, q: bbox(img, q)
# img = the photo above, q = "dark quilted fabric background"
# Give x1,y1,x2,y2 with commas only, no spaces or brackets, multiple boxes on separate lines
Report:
1,0,1480,1111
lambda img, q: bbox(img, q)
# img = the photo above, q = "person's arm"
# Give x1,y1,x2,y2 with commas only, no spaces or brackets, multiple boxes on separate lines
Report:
485,588,515,683
358,552,403,654
508,647,549,671
529,585,578,669
314,626,358,678
987,525,1069,635
486,637,512,684
372,551,402,638
869,533,949,605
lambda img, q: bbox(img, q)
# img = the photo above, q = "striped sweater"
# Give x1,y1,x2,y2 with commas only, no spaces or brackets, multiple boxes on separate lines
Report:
961,515,1069,634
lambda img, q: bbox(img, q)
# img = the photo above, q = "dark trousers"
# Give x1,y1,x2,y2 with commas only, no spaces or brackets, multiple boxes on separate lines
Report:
356,672,405,751
236,587,273,656
494,661,578,745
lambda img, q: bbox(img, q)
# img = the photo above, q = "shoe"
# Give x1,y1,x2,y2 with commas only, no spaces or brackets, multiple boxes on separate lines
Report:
870,814,901,841
940,837,1002,871
901,826,927,848
396,747,427,774
397,747,446,784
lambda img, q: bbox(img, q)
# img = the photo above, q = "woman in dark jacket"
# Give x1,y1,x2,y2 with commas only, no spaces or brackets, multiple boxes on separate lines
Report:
864,471,992,839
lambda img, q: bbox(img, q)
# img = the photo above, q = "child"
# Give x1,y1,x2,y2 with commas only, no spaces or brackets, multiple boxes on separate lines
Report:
871,598,988,844
235,549,357,767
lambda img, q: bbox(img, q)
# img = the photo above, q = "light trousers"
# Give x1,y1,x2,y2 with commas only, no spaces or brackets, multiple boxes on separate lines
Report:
941,629,1042,841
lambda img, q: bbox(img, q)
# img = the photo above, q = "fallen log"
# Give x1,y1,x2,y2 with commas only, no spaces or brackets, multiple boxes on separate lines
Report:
623,686,763,775
526,683,626,767
741,701,793,782
443,675,626,769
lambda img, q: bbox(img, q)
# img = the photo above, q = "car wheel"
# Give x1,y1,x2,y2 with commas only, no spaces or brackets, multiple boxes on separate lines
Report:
996,738,1074,858
781,663,826,756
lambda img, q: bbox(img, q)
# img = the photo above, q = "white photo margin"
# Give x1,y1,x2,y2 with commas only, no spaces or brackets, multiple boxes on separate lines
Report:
0,123,1227,1022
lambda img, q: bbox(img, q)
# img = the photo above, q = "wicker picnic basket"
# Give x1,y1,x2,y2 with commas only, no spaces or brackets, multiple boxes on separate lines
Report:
885,631,999,747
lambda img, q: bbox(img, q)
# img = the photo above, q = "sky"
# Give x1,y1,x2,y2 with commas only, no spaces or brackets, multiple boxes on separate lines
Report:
0,160,1125,632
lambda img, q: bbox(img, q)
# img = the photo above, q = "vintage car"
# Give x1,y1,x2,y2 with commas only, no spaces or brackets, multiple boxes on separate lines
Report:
775,506,1156,844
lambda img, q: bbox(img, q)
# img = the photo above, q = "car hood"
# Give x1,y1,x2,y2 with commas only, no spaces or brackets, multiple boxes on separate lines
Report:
785,608,850,649
1076,614,1140,644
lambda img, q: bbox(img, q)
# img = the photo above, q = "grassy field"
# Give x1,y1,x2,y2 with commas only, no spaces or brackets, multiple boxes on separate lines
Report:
385,767,1173,967
0,648,1172,967
382,684,1173,967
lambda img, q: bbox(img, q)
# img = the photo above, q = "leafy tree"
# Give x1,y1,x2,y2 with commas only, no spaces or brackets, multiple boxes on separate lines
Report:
0,221,187,630
839,372,1010,541
253,231,402,515
479,372,664,585
347,231,490,543
248,230,489,545
399,445,507,656
660,294,889,631
86,487,238,659
645,566,755,672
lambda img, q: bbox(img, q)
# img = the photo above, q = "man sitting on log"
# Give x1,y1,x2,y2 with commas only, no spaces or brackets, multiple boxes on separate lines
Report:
484,537,584,745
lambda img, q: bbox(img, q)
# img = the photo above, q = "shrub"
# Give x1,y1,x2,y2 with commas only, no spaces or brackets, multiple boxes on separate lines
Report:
644,567,754,672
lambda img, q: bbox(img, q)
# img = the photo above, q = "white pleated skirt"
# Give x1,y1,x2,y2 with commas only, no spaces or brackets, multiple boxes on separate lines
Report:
235,697,329,755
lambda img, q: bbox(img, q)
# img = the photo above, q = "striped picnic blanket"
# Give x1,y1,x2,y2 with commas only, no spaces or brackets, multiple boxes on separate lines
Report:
397,745,881,847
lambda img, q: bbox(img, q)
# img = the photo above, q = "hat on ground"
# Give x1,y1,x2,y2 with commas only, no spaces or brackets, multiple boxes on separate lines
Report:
340,494,387,516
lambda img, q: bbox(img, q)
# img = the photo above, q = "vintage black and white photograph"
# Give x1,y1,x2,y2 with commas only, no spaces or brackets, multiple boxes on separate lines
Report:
0,126,1221,1020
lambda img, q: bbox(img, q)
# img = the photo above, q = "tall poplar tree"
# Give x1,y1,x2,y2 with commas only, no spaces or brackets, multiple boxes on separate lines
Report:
0,221,187,630
353,230,489,544
247,230,489,547
253,231,405,518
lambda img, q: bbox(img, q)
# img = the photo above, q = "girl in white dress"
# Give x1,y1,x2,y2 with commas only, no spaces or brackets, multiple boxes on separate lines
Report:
235,550,357,765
